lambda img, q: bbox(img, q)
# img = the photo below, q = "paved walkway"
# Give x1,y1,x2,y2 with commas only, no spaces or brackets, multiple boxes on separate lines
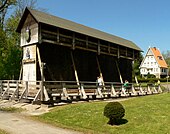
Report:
0,111,82,134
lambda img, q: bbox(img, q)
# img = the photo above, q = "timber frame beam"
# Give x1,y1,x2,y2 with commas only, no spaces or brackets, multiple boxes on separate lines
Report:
40,24,139,60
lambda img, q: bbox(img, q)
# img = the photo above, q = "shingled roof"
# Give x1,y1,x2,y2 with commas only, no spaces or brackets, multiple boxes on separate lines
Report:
16,8,141,51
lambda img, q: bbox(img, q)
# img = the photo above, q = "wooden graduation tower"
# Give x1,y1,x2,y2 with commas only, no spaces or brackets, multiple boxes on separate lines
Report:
16,8,141,84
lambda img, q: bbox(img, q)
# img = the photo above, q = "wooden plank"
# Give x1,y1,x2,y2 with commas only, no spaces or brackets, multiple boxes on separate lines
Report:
11,81,19,99
19,81,28,100
2,81,10,98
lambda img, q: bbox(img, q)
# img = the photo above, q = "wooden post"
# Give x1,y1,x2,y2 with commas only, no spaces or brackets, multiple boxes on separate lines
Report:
7,81,10,96
80,83,87,99
72,33,75,50
19,63,23,82
40,81,44,101
135,76,139,86
158,85,162,93
25,81,28,98
16,81,19,98
131,84,137,95
115,60,123,84
96,56,105,87
0,80,2,98
97,40,100,55
147,85,152,94
11,81,19,99
71,52,80,86
111,84,117,97
37,47,49,101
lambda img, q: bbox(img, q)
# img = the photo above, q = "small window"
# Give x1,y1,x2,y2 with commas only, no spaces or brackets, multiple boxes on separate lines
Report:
158,56,162,60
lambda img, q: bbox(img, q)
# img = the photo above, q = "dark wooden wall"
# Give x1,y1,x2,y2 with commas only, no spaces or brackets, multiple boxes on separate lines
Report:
37,43,132,82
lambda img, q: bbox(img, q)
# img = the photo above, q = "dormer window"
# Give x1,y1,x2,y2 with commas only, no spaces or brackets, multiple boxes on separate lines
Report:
158,56,162,60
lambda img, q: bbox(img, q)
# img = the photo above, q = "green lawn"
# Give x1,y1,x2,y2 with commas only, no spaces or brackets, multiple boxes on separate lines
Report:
35,93,170,134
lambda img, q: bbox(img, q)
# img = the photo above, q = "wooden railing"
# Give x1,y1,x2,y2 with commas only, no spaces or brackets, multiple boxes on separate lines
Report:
0,80,162,104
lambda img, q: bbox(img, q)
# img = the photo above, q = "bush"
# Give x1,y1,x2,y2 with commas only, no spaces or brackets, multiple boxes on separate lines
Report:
104,102,125,125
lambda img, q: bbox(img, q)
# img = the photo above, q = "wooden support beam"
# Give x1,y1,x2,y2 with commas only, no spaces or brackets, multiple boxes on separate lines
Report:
147,85,152,94
2,81,10,98
133,50,135,60
135,76,139,86
12,63,23,100
71,51,80,86
96,56,105,86
86,36,88,48
157,85,162,93
131,85,137,95
72,33,75,50
108,43,111,54
117,46,120,59
97,40,100,55
11,81,19,99
38,24,42,44
110,84,117,97
115,60,123,84
0,81,2,98
57,28,59,42
19,81,28,100
153,86,158,93
80,84,87,99
37,47,49,101
139,85,145,95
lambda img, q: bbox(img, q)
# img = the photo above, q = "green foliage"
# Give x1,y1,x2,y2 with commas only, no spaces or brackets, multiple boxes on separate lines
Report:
137,77,170,83
104,102,125,125
0,0,37,80
0,16,22,79
132,52,143,80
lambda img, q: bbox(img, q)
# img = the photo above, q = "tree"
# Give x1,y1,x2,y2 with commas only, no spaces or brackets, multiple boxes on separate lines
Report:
132,52,143,80
15,0,37,17
0,0,38,79
162,50,170,75
0,0,16,28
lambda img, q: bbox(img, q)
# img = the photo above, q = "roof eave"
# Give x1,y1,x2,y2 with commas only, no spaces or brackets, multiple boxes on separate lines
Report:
16,7,39,33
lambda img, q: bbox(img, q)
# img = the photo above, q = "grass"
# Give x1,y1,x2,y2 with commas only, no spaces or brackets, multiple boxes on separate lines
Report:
0,107,23,113
34,93,170,134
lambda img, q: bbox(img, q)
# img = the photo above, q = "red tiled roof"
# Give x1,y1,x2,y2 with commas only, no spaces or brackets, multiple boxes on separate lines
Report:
151,47,168,68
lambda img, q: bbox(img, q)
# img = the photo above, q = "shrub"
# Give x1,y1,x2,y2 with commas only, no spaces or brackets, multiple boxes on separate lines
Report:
104,102,125,125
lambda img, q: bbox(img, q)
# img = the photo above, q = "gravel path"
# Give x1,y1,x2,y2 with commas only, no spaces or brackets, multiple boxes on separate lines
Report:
0,100,83,134
0,111,82,134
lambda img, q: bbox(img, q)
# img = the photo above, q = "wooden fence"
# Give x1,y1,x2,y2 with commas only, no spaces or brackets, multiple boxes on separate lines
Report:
0,80,162,104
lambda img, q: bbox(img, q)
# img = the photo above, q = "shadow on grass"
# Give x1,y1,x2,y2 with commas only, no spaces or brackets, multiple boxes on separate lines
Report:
107,118,128,126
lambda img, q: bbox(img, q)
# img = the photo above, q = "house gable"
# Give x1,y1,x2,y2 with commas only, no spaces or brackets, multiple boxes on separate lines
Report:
151,47,168,68
140,47,168,78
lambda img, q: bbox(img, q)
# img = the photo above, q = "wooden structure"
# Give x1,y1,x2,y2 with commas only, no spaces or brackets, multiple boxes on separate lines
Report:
13,7,143,103
0,80,162,104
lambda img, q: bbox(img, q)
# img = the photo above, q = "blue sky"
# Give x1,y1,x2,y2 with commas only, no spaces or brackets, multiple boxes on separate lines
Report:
36,0,170,54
